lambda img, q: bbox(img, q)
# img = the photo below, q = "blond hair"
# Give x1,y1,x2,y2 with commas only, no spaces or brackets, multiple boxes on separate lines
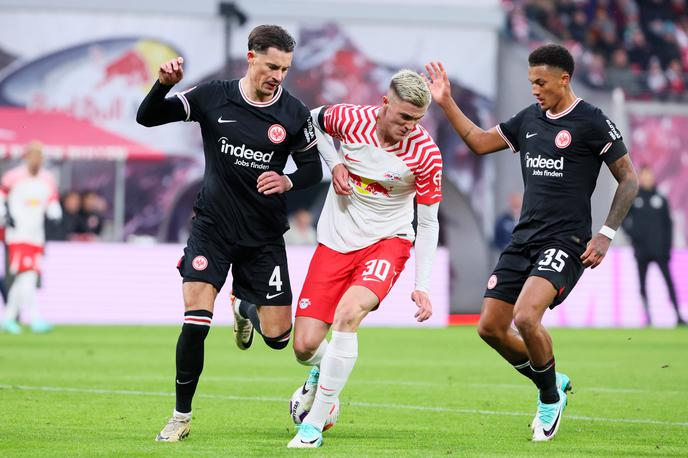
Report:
389,69,431,108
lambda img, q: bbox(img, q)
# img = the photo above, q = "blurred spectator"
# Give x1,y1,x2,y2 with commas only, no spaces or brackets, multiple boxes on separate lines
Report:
0,140,60,334
647,56,669,99
78,190,106,237
493,192,522,252
666,58,686,100
606,48,643,96
622,166,685,326
46,190,82,241
283,208,317,246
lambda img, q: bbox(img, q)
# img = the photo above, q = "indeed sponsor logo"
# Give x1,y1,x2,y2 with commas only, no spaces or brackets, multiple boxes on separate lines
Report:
525,152,564,177
218,137,272,170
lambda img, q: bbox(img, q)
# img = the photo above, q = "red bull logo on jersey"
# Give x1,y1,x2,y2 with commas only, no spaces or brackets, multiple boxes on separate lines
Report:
348,172,391,197
525,152,564,178
218,137,273,170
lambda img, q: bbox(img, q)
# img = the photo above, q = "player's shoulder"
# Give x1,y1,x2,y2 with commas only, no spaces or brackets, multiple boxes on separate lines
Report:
325,103,377,124
575,100,622,136
504,103,540,125
181,79,231,100
399,124,441,161
273,87,311,132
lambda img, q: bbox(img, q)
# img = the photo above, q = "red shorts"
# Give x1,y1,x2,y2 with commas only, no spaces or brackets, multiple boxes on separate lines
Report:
8,243,44,274
296,237,412,324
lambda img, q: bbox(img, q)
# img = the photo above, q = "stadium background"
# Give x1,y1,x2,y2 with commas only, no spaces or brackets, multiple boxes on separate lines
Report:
0,0,685,326
1,1,687,456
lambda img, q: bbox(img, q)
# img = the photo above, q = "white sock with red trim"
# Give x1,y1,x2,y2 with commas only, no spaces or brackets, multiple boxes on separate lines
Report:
303,331,357,429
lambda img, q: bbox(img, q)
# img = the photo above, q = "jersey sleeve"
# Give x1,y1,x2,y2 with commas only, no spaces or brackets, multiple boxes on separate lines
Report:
321,104,367,143
587,108,628,164
174,81,223,123
414,130,443,205
496,106,530,153
289,114,318,153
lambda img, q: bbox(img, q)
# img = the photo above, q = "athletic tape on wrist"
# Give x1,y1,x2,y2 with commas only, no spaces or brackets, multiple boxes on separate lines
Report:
599,225,616,240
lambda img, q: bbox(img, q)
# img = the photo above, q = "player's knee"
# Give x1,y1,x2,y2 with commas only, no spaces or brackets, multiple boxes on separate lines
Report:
513,311,537,334
263,326,292,350
332,302,364,330
477,320,501,342
292,334,318,361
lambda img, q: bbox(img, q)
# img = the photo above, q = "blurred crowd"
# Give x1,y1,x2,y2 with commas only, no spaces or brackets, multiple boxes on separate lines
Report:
46,190,107,241
504,0,688,100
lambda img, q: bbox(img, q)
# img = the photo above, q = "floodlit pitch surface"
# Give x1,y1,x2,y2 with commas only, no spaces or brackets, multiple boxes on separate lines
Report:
1,326,686,456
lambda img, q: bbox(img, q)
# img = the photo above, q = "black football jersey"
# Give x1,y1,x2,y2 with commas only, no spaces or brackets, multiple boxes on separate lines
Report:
176,79,317,246
497,98,628,247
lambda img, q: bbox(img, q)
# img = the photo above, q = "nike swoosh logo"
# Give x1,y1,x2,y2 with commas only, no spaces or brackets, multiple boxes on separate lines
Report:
266,292,284,300
176,379,194,385
301,438,319,444
526,132,537,138
537,266,556,272
218,117,237,123
344,153,361,163
543,410,561,437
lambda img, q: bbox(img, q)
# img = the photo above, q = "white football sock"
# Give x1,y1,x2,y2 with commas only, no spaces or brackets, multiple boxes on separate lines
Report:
173,409,191,420
4,272,32,322
22,271,40,322
297,339,329,368
304,331,357,429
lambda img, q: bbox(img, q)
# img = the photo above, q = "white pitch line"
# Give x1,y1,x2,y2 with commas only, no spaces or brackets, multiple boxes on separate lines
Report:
116,374,688,395
1,384,686,428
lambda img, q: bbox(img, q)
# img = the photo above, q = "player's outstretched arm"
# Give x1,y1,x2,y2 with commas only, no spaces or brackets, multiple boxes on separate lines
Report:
411,203,439,322
581,154,638,269
424,61,507,155
136,57,187,127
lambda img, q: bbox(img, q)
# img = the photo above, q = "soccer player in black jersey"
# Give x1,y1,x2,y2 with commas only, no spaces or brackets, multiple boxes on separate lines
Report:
425,44,639,441
136,25,322,442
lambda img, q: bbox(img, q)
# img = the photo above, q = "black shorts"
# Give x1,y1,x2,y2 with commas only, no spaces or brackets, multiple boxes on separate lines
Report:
484,241,584,309
177,217,292,306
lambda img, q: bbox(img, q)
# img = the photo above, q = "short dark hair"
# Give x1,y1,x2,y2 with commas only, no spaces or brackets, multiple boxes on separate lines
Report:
528,43,575,77
248,25,295,53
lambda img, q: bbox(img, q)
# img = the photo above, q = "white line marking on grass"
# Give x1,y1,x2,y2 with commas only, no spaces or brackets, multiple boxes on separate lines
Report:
2,384,686,428
118,375,688,395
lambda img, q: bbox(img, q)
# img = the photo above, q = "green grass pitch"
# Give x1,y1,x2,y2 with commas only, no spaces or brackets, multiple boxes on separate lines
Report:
1,326,686,456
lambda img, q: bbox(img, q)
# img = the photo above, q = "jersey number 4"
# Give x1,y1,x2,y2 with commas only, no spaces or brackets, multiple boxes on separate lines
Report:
269,266,283,291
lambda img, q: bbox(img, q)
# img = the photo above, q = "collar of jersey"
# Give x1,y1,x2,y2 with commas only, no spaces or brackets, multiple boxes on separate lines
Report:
238,77,283,107
546,97,582,120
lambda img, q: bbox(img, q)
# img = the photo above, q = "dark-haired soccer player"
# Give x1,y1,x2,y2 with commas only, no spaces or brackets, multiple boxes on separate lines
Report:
425,44,638,441
137,24,322,442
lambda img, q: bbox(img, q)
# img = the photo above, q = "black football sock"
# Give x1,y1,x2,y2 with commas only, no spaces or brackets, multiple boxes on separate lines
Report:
531,358,559,404
175,310,212,413
512,359,536,384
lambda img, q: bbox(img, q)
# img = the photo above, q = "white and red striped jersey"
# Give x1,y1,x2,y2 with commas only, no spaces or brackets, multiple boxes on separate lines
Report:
316,104,442,253
1,166,60,247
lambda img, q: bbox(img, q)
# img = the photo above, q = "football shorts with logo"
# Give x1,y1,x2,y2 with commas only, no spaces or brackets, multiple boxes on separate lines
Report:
484,240,585,309
177,215,292,305
296,237,411,324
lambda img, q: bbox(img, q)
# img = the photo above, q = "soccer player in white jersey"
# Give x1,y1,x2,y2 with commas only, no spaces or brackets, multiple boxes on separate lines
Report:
0,141,62,334
287,70,443,448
